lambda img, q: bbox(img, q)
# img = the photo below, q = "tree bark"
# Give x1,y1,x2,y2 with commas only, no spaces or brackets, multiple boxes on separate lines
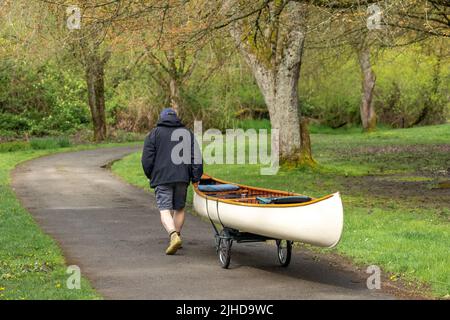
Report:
165,49,181,114
263,55,304,162
228,3,309,164
169,77,181,114
357,45,377,132
85,53,107,142
299,117,316,166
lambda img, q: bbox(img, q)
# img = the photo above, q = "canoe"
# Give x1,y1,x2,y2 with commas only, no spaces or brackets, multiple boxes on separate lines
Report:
193,174,344,248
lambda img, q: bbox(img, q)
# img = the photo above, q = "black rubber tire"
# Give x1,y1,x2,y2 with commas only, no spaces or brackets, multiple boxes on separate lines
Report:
276,240,292,267
214,234,221,253
219,238,232,269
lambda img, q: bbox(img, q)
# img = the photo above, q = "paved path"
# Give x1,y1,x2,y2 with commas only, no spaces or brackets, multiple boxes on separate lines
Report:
12,146,394,299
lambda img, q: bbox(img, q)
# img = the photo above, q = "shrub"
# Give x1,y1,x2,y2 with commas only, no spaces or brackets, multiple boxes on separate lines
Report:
0,113,30,132
0,130,20,141
0,60,89,139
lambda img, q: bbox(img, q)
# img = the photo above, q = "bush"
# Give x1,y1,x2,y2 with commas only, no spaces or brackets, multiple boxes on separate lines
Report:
0,130,20,141
30,137,71,150
0,113,30,132
0,60,89,139
373,46,449,128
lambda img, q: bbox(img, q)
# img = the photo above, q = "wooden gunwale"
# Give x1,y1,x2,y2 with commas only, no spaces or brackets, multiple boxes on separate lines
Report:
194,174,335,208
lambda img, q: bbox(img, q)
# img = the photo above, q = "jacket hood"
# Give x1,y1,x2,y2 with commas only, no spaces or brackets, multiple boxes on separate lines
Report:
157,113,184,127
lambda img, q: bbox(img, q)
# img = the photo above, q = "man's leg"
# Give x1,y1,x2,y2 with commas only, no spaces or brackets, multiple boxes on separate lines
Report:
155,185,176,234
173,183,189,235
161,209,182,255
160,209,177,234
173,209,185,234
155,184,182,254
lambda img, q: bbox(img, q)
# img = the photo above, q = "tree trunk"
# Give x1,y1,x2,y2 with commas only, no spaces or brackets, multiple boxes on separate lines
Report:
299,117,316,166
264,61,303,163
86,53,107,142
165,49,182,115
357,45,377,132
169,77,181,114
228,4,309,164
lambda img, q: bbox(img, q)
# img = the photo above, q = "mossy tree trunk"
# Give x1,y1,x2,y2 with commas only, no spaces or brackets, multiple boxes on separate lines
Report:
299,117,316,166
227,1,314,165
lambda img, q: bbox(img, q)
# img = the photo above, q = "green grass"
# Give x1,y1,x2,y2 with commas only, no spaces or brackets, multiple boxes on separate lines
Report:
0,141,30,153
234,119,271,131
29,137,72,150
112,124,450,297
0,141,140,300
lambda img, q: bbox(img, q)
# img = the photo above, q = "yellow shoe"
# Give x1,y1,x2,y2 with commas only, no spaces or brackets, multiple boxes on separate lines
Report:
166,233,182,255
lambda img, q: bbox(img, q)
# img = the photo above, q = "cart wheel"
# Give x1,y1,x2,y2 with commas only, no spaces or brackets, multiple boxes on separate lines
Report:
218,231,232,269
214,234,221,253
276,240,292,267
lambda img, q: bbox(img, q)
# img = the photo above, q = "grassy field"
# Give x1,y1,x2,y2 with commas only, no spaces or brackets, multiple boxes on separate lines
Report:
112,124,450,298
0,140,139,300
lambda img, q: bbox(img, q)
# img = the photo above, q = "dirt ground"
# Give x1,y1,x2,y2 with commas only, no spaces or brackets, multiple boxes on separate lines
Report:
339,143,450,213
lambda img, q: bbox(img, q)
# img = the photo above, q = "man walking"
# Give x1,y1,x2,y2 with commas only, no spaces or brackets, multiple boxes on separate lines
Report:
141,108,203,255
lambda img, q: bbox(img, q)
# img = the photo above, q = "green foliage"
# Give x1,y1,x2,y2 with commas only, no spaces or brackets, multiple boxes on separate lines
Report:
374,47,449,127
0,60,90,137
0,113,30,133
300,44,449,129
0,60,50,116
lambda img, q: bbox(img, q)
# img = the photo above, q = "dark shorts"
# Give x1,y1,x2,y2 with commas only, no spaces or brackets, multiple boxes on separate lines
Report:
155,182,188,211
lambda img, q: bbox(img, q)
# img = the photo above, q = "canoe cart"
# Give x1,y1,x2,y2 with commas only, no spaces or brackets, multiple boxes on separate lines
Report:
212,226,293,269
193,174,344,269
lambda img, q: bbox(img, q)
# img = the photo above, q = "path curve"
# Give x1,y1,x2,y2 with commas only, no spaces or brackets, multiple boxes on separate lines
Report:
12,146,394,299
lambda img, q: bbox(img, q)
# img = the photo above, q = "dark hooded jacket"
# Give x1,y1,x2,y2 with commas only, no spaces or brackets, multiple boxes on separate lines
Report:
141,113,203,188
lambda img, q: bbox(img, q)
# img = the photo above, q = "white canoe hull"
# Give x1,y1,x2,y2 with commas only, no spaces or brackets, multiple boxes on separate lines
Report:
193,192,344,247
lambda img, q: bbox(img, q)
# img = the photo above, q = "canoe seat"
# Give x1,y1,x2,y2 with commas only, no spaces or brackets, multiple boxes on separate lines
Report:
256,196,312,204
198,184,240,192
